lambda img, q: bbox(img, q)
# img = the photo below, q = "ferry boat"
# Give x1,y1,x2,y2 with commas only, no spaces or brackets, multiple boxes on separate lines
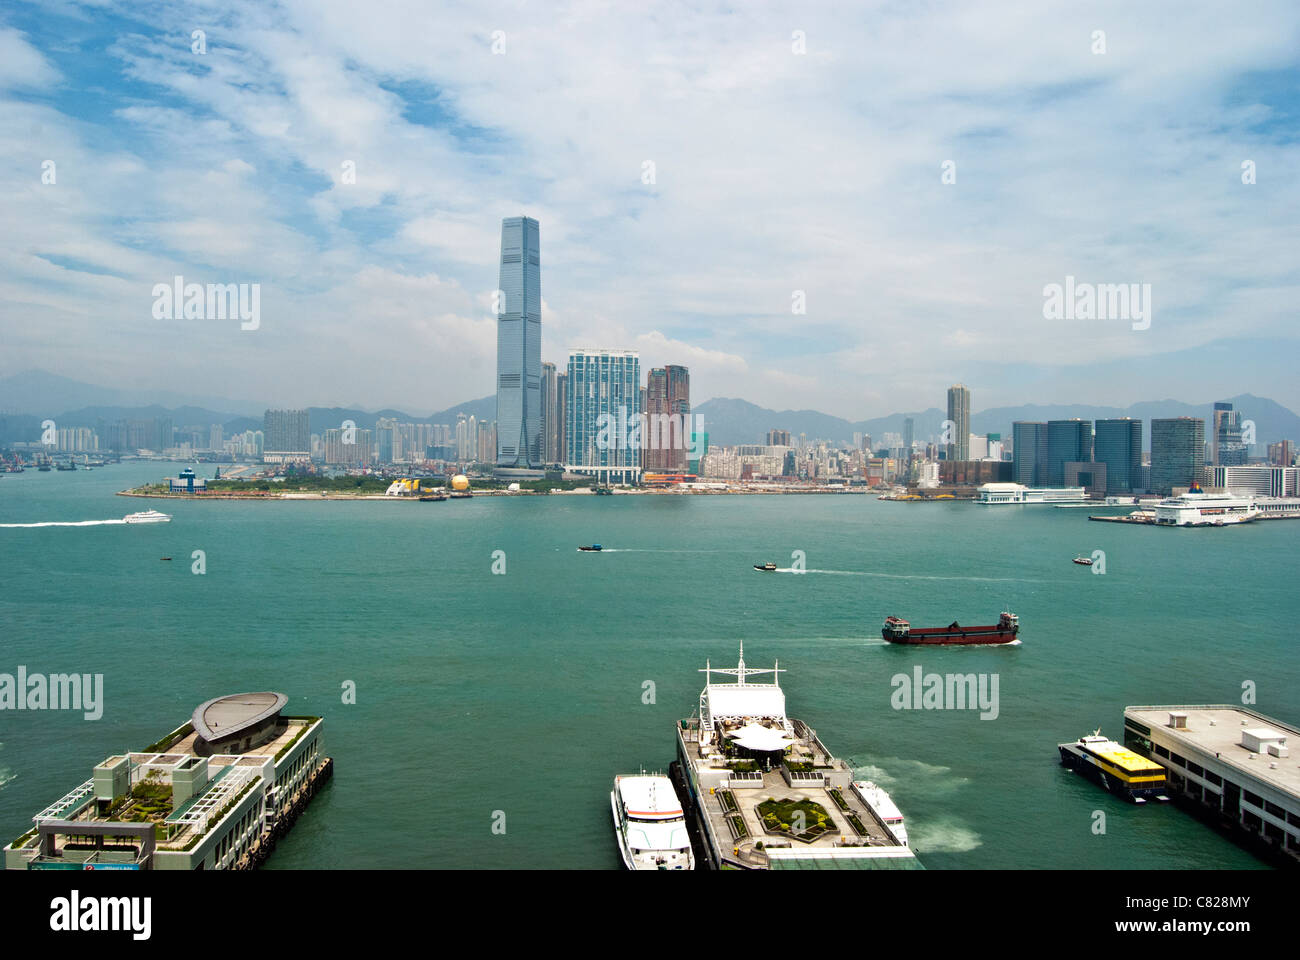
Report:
1072,556,1093,566
1153,485,1257,526
753,562,777,572
850,780,908,846
610,774,694,870
675,644,920,870
1058,732,1169,803
882,611,1019,645
123,510,171,524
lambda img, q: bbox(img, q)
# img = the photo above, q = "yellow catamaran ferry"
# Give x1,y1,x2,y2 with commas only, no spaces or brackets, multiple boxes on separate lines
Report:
1058,732,1169,803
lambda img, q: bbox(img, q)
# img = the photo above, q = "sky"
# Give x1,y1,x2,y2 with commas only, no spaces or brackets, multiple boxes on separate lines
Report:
1,0,1298,419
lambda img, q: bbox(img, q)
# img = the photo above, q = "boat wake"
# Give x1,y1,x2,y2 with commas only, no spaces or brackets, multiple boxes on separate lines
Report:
905,818,983,853
0,519,128,528
775,568,1048,584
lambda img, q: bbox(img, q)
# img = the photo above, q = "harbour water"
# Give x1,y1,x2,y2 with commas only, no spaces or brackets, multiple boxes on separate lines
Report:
1,463,1294,868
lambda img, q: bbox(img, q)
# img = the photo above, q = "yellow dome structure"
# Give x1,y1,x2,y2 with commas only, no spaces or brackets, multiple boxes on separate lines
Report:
450,474,471,492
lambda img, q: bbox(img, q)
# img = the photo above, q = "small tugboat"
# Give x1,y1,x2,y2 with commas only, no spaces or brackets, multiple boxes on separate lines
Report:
882,611,1019,645
578,544,603,552
753,562,777,572
1058,731,1169,803
1072,556,1093,566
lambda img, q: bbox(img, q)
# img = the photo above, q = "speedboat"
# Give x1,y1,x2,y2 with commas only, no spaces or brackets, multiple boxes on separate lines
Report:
123,510,171,524
1072,556,1093,565
754,562,777,572
578,544,602,552
610,774,694,870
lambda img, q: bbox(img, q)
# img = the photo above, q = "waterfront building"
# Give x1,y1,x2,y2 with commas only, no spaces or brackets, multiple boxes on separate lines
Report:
553,372,567,466
1012,421,1047,486
262,409,310,464
1094,418,1143,494
495,216,543,469
1124,705,1300,863
1211,402,1247,466
1151,417,1206,496
565,349,641,484
1206,465,1300,498
644,365,690,473
4,692,330,871
689,430,709,475
168,467,207,493
1046,419,1092,487
946,384,970,462
940,460,1012,485
1064,461,1106,496
976,482,1086,504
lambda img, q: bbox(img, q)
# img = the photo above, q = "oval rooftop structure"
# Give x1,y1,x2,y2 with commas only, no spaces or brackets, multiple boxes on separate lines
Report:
191,692,288,744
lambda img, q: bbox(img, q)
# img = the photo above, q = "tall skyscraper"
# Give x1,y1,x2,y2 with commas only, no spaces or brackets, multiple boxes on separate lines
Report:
1151,417,1206,495
644,365,690,472
767,429,791,447
903,418,914,463
1012,422,1048,485
495,216,542,469
541,361,558,464
1211,401,1246,466
554,372,567,466
566,349,641,478
1046,419,1092,487
946,384,970,461
1094,418,1143,494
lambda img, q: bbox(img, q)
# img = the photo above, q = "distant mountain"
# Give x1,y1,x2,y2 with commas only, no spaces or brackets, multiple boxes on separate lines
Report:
0,370,264,417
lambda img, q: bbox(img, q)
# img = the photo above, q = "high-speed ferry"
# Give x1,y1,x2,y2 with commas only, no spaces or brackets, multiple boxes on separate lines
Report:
1153,484,1257,526
1058,732,1169,803
610,774,694,870
123,510,171,524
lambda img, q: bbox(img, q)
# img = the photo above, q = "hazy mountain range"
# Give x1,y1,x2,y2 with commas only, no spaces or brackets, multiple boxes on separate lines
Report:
1,371,1295,450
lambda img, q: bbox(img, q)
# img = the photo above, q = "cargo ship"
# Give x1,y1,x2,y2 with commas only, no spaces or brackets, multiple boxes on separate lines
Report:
1058,731,1169,803
882,611,1019,645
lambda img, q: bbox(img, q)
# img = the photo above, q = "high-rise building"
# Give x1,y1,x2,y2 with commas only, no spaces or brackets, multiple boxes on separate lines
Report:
1012,422,1048,486
644,365,690,472
541,362,558,464
1046,419,1092,487
767,429,791,447
946,384,970,461
263,409,310,463
566,349,640,481
324,427,373,466
554,372,567,467
1211,402,1246,466
1094,418,1143,494
1151,417,1206,495
209,424,223,451
903,418,914,463
495,216,542,469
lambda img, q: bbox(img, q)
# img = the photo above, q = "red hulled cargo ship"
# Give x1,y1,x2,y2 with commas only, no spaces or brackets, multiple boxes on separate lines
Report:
882,611,1020,645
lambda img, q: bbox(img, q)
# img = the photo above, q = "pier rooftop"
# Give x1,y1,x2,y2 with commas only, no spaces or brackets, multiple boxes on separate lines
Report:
1125,705,1300,797
5,693,329,871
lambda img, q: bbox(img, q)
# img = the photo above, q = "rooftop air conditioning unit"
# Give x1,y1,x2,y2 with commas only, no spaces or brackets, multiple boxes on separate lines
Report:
1169,712,1187,729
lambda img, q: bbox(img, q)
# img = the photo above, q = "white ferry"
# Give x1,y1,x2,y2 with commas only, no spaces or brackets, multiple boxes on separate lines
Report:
1153,485,1256,526
610,774,694,870
850,780,909,846
674,644,920,870
123,510,171,524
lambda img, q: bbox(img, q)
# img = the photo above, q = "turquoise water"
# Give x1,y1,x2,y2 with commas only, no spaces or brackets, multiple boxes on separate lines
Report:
1,463,1293,869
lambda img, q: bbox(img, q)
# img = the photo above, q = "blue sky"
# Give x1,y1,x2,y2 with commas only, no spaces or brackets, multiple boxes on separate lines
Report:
2,0,1298,418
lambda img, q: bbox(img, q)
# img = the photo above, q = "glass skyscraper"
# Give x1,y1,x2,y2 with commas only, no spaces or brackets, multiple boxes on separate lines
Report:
495,216,542,469
1211,401,1246,466
1012,421,1048,485
1094,418,1143,494
566,349,641,477
1046,419,1092,487
1151,417,1205,495
644,365,690,472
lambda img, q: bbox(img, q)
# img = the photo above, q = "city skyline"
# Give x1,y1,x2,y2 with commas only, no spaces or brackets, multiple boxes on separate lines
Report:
4,4,1300,418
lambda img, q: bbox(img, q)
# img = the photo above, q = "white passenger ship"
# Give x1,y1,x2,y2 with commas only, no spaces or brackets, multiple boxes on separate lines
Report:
123,510,171,524
610,774,694,870
1153,485,1257,526
674,644,919,870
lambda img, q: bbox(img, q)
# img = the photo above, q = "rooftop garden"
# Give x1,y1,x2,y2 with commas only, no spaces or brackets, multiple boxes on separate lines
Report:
757,797,835,844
